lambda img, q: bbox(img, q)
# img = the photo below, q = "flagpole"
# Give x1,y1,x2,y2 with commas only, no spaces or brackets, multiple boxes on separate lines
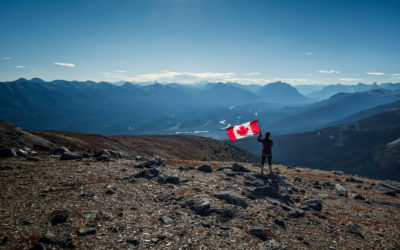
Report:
257,119,262,136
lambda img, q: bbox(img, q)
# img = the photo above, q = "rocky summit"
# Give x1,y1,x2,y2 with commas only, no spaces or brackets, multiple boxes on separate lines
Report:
1,154,400,249
0,122,399,249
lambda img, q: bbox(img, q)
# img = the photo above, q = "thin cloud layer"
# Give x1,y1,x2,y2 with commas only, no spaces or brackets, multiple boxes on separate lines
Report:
366,72,384,76
318,70,340,74
122,71,236,83
54,62,76,67
339,78,362,82
15,65,24,68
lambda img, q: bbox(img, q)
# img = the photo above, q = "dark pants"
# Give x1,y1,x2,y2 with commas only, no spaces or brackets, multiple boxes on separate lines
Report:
261,155,272,165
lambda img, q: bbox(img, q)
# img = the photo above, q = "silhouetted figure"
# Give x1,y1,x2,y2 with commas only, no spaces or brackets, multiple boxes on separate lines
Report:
258,131,273,174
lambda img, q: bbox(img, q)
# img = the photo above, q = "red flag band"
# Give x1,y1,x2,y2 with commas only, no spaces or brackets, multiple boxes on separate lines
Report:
226,120,261,141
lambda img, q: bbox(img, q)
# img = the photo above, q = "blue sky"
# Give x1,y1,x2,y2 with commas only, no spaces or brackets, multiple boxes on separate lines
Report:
1,0,399,85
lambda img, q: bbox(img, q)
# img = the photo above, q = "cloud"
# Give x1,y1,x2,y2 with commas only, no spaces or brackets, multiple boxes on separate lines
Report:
339,78,362,82
121,71,236,83
15,65,24,68
366,72,384,76
274,78,309,84
54,62,75,67
3,56,11,60
305,52,312,55
115,70,126,73
317,70,340,74
391,74,400,76
98,70,312,85
245,72,261,76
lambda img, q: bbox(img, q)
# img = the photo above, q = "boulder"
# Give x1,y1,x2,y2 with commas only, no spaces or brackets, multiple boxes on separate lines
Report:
81,152,90,158
96,153,110,162
332,170,344,176
244,179,265,187
353,193,365,200
51,213,68,226
40,232,75,248
286,208,305,218
79,210,98,226
273,218,285,229
250,228,270,241
190,198,213,216
335,184,348,197
126,239,140,246
346,176,364,183
133,161,145,168
232,163,250,172
105,185,116,195
165,176,180,185
134,168,160,179
16,148,29,157
156,174,166,184
51,146,69,155
95,149,123,159
244,173,291,203
159,216,174,224
60,152,83,161
196,164,212,173
0,148,16,157
145,156,164,168
213,193,248,208
302,199,322,212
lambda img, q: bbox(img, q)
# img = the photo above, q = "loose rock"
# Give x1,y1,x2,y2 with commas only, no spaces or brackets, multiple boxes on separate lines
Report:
232,163,250,172
77,227,96,236
165,176,180,185
250,228,270,241
213,193,248,208
335,184,348,197
51,213,68,226
196,164,212,173
60,152,83,161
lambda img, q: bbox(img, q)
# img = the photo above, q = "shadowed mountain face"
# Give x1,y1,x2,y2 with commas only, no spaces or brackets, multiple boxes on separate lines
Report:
230,109,400,181
265,89,400,135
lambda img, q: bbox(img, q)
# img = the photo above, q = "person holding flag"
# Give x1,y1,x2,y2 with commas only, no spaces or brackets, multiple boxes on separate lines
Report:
226,120,273,175
257,131,273,175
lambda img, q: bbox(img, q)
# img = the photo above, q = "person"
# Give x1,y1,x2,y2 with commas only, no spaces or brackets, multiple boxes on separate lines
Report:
257,131,273,175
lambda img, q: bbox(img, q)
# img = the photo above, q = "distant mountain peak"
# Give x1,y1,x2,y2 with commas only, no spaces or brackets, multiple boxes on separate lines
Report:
15,78,27,83
30,77,45,83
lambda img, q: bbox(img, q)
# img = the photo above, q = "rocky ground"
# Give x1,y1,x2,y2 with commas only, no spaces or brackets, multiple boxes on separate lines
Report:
1,151,400,249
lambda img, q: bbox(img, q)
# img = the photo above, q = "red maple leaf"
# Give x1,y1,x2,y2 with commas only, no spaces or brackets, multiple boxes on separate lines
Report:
236,125,249,136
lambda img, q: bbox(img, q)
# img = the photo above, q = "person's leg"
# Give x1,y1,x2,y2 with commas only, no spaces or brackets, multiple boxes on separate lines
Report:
267,156,272,174
261,155,266,174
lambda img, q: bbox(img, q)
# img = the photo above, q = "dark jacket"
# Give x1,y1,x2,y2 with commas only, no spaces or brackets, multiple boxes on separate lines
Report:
258,134,273,155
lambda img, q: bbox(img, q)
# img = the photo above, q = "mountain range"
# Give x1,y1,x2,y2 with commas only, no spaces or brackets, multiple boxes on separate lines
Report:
1,78,400,140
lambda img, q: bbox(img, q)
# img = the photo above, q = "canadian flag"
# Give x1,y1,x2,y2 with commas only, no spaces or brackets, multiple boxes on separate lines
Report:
226,120,261,141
